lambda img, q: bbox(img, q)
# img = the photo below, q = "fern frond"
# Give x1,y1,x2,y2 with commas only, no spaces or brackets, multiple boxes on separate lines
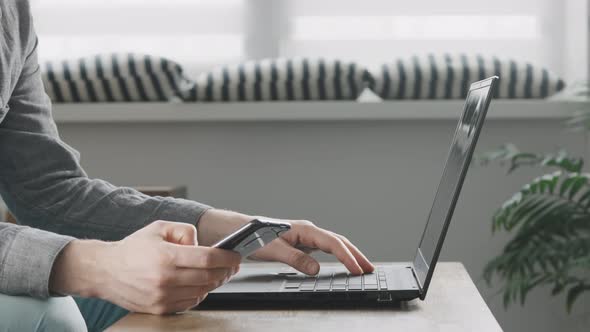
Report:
484,172,590,312
476,144,583,173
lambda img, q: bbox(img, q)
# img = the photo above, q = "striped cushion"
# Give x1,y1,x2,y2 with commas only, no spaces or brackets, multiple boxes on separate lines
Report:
371,54,566,99
42,54,193,103
186,58,371,102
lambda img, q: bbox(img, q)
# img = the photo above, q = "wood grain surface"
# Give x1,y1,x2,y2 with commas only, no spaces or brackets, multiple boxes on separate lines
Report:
107,262,502,332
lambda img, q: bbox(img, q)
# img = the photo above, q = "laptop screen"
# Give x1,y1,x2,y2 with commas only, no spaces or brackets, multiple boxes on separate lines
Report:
412,77,497,298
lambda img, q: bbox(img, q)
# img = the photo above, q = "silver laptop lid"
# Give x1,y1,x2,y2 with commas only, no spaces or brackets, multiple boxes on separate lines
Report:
413,77,498,299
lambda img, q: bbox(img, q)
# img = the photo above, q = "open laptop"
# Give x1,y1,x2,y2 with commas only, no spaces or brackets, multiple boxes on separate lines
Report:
204,76,499,306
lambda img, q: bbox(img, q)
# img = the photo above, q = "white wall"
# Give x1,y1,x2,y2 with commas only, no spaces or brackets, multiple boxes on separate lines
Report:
50,103,589,331
563,0,589,83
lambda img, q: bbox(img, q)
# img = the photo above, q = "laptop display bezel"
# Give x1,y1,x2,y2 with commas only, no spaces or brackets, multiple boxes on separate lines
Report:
412,77,499,299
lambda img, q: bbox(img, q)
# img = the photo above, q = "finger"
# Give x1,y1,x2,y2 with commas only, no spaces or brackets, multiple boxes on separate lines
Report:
291,226,363,275
294,245,316,255
168,293,209,313
333,233,375,273
254,239,320,275
163,285,217,303
166,281,223,309
170,267,235,286
168,245,241,269
159,281,225,313
153,220,198,245
169,299,201,313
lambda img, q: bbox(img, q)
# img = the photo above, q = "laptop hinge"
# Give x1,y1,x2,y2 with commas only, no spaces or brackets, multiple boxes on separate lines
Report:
408,265,424,295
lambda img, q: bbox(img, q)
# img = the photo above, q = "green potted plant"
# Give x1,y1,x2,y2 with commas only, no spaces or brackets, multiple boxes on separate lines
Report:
479,89,590,313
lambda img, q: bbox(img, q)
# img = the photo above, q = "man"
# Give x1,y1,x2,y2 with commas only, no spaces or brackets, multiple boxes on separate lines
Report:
0,1,374,331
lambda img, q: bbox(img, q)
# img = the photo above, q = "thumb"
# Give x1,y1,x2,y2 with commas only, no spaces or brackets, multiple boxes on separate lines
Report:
152,220,198,246
255,239,320,275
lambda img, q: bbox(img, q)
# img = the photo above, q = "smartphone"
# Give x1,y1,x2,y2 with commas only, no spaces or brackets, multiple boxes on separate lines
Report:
212,217,291,257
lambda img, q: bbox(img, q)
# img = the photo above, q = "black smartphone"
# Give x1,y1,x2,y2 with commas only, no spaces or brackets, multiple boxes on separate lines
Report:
212,217,291,257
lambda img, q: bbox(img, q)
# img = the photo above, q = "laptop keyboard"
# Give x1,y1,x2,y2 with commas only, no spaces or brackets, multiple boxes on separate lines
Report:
282,267,388,292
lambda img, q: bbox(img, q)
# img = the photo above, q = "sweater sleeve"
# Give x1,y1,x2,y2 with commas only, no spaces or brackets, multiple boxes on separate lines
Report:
0,0,212,298
0,222,75,297
0,0,211,243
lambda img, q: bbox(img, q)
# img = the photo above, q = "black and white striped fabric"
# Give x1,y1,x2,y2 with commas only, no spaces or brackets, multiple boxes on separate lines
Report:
42,54,193,103
185,58,371,102
371,54,566,99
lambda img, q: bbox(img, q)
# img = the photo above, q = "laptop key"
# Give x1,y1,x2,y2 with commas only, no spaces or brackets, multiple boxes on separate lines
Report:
364,274,378,285
331,285,346,291
348,284,362,290
332,273,347,285
316,283,331,291
348,275,362,284
364,284,378,290
299,284,315,291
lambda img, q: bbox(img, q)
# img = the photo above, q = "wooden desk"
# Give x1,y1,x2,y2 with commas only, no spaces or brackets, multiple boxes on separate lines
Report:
107,262,502,332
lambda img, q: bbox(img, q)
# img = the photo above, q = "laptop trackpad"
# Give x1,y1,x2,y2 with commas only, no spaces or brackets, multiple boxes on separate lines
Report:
211,264,288,293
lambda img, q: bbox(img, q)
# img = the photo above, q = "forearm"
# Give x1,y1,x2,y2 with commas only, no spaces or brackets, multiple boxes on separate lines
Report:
0,128,209,239
197,209,252,246
2,165,211,240
49,239,109,298
0,9,211,240
0,123,211,240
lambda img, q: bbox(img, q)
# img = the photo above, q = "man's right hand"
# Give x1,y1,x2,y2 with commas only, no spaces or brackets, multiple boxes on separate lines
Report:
49,220,241,314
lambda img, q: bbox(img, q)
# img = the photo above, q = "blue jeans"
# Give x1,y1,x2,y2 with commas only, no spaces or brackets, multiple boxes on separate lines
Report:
0,293,128,332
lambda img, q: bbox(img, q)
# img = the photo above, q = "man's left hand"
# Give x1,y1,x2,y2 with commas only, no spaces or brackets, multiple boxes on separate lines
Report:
197,209,374,276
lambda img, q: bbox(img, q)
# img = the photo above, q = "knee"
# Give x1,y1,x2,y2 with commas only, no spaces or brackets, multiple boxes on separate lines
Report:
36,296,87,332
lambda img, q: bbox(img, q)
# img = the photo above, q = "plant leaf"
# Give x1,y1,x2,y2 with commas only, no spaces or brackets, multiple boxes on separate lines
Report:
476,145,583,173
486,171,590,311
566,284,590,313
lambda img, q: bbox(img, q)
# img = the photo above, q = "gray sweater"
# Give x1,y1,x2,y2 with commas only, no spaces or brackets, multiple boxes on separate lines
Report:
0,0,210,298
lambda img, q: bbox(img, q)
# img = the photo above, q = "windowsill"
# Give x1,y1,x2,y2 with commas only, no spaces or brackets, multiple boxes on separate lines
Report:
51,100,587,124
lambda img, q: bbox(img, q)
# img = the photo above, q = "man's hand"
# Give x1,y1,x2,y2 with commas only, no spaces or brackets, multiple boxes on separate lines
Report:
198,209,374,276
253,219,374,275
50,220,241,314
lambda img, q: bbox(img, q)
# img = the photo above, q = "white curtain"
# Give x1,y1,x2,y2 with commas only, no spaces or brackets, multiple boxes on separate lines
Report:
31,0,579,78
30,0,244,77
282,0,567,75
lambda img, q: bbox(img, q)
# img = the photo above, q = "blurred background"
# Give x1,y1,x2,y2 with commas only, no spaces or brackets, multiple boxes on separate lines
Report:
30,0,587,81
4,0,589,331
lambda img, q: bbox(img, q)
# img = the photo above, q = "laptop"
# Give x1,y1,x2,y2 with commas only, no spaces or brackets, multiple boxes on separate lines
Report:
204,76,499,306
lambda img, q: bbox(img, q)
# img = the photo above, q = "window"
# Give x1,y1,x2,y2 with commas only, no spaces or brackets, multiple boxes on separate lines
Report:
31,0,586,81
30,0,244,77
281,0,572,76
